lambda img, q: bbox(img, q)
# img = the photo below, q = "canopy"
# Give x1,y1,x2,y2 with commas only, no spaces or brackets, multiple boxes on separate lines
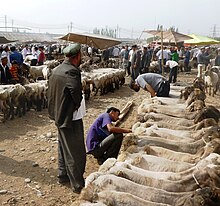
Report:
0,36,16,44
184,34,220,45
144,30,192,44
144,29,193,75
59,32,121,50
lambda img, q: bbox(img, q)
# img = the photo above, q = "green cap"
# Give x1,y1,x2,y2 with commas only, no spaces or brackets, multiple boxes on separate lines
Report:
63,43,81,57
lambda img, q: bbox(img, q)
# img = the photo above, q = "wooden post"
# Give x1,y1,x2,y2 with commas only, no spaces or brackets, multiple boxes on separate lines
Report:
113,101,133,126
161,26,164,76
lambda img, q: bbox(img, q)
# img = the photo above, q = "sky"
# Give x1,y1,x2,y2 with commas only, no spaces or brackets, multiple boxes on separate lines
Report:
0,0,219,39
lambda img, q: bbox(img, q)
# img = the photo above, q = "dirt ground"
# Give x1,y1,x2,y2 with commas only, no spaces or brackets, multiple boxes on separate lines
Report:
0,69,220,206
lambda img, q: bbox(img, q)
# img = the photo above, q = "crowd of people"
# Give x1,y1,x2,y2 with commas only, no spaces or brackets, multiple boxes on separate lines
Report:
0,44,45,84
121,44,219,78
97,44,220,92
0,44,65,84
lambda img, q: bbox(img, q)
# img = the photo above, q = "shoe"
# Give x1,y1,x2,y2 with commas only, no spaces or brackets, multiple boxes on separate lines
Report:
97,158,106,165
57,175,70,184
72,185,83,194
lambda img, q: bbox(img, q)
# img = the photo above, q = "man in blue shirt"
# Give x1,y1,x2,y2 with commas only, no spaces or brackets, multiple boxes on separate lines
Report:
10,46,23,66
86,107,131,165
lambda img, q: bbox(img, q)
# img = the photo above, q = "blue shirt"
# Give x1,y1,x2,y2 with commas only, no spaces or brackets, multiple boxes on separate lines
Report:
86,113,112,152
10,51,23,65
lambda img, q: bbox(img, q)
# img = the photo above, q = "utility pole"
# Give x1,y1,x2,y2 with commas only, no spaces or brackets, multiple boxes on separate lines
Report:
212,24,216,38
12,19,14,32
70,22,73,32
131,28,133,39
5,15,7,32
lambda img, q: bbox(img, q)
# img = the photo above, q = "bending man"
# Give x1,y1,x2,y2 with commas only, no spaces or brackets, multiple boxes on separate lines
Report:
129,73,170,97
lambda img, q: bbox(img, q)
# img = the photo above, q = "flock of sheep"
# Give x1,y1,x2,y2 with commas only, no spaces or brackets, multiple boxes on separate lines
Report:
0,57,126,122
75,78,220,206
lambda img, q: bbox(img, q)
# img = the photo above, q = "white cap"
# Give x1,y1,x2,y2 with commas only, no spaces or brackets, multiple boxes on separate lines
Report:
1,54,7,59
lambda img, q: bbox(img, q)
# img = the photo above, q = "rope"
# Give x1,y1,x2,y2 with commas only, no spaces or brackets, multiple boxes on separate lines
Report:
202,136,208,145
192,173,201,188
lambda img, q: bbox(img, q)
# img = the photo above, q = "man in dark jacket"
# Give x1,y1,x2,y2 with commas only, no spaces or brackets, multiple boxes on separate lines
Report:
140,45,151,74
47,43,86,194
0,55,12,84
131,45,141,81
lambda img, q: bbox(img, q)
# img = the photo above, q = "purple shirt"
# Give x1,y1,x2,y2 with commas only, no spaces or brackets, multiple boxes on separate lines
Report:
86,113,112,152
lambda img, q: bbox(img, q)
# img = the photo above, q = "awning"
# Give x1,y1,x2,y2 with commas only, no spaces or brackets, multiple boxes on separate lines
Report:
184,34,220,45
59,32,121,50
0,36,17,44
144,30,192,44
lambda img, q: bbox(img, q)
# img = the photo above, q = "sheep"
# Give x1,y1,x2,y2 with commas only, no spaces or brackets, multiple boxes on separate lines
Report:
185,88,206,107
99,154,220,181
204,67,219,96
118,152,194,172
0,87,11,122
106,162,219,193
211,66,220,92
0,84,26,120
29,65,47,80
23,82,47,111
124,138,220,164
148,61,159,73
82,172,220,206
83,68,125,96
194,106,220,124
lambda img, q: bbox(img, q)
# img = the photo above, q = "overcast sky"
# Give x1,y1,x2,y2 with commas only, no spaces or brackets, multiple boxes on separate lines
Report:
0,0,219,38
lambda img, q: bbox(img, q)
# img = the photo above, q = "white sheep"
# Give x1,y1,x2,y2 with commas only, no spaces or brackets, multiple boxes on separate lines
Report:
204,66,219,96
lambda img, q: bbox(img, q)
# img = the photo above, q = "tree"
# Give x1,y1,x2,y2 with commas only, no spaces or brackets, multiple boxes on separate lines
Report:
93,27,117,38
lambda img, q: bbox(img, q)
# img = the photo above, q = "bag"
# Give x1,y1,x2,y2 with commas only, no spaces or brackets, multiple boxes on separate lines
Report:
72,94,86,120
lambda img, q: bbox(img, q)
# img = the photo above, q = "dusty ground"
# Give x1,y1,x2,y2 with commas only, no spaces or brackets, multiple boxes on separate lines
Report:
0,69,220,206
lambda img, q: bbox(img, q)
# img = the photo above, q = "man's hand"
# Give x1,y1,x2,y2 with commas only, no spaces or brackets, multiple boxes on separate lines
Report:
151,92,157,98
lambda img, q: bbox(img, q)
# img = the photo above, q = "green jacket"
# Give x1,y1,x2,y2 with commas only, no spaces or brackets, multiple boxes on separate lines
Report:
171,52,179,62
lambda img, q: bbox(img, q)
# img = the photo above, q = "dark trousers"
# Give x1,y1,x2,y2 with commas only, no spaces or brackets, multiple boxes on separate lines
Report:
127,62,131,76
131,66,140,81
157,80,170,97
169,66,178,83
91,133,123,162
184,62,190,72
57,119,86,190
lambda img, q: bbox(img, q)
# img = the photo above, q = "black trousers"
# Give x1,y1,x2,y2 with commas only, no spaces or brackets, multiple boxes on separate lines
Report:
127,62,131,75
90,133,123,162
169,66,178,83
57,119,86,190
157,80,170,97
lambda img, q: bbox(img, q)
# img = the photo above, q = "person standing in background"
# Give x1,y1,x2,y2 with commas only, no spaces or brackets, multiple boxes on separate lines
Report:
38,46,46,65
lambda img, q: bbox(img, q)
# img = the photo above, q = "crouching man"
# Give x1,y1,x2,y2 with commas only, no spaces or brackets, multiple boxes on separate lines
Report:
86,107,131,165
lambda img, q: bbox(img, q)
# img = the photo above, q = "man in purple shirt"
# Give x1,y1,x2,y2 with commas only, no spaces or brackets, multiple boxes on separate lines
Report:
86,107,131,165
